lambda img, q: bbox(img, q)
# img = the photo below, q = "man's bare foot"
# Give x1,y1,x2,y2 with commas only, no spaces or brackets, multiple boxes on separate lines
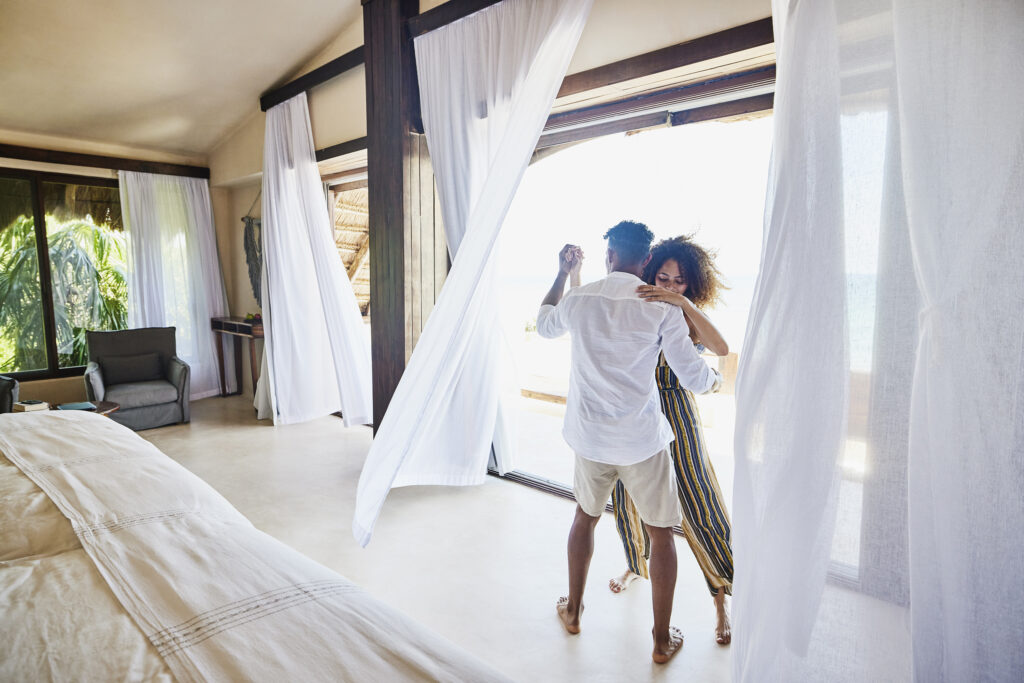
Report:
556,596,582,635
714,589,731,645
608,569,642,594
652,626,684,664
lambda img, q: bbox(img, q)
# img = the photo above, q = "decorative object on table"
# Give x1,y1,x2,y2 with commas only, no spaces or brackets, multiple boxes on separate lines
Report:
242,192,262,307
211,316,264,397
13,399,49,412
84,327,190,431
0,374,18,413
245,312,263,336
57,401,97,411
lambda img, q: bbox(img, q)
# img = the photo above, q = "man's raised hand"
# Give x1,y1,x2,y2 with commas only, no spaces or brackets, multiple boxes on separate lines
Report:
559,244,581,275
557,242,581,274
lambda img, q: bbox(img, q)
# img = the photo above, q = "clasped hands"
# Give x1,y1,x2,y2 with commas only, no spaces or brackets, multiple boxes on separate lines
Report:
558,244,584,277
556,243,690,307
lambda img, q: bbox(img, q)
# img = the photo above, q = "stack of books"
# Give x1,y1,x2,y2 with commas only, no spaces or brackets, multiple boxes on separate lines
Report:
57,401,97,411
13,400,49,412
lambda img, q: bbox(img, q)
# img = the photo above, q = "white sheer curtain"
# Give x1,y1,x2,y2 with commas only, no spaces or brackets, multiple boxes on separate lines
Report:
256,93,372,427
352,0,592,546
120,171,232,399
734,1,1024,680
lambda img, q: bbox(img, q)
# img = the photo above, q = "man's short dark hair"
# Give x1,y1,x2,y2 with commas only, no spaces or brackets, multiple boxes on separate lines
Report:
603,220,654,265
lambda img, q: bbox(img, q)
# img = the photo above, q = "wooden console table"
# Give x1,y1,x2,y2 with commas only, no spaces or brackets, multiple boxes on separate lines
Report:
211,317,264,396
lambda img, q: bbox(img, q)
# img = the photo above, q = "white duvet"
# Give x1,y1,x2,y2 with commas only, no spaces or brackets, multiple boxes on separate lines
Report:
0,411,507,682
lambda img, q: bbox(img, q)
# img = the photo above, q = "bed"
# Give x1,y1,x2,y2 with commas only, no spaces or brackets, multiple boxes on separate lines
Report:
0,411,507,682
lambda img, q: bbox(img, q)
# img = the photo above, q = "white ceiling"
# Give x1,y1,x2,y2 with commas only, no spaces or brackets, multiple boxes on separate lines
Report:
0,0,362,159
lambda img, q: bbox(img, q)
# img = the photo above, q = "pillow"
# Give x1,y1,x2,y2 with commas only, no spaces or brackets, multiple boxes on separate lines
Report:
99,352,163,386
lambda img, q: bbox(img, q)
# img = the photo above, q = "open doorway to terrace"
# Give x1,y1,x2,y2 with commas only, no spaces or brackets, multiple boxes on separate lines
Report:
493,111,774,520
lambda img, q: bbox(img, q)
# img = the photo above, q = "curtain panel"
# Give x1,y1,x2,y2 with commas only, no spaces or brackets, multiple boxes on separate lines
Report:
120,171,232,399
733,1,1024,680
353,0,593,547
257,93,372,427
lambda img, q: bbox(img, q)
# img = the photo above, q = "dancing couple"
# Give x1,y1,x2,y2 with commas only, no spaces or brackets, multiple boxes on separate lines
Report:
537,220,733,664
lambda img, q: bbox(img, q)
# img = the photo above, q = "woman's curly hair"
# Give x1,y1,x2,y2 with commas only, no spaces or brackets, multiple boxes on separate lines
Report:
641,234,727,309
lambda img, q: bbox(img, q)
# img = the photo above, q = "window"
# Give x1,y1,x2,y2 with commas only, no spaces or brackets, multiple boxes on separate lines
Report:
0,169,125,378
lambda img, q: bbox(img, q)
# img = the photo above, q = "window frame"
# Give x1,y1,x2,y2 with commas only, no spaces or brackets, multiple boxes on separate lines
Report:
0,166,121,380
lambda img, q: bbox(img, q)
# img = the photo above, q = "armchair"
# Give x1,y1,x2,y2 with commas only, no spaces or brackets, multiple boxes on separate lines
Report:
85,327,190,430
0,375,18,413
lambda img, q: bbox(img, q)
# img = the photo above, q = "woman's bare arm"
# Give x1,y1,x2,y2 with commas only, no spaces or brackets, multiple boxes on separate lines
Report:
568,246,583,288
637,285,729,356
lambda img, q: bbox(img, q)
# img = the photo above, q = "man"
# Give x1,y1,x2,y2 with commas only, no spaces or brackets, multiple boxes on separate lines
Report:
537,220,721,664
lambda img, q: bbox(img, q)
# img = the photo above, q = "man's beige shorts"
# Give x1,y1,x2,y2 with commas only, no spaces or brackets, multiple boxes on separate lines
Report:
573,448,682,528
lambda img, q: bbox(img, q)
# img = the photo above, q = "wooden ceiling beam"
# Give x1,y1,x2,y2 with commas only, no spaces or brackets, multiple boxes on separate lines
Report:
0,144,209,179
260,46,365,112
406,0,504,38
557,17,774,98
315,137,368,162
347,235,371,279
545,65,775,132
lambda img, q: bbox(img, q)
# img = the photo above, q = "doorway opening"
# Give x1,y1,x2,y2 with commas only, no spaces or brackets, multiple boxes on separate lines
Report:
493,111,774,522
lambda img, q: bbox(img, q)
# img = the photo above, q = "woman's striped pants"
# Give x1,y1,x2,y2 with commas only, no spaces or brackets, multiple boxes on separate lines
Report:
611,380,734,596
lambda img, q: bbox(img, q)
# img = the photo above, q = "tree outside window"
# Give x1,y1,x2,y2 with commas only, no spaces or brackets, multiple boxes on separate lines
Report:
0,173,127,375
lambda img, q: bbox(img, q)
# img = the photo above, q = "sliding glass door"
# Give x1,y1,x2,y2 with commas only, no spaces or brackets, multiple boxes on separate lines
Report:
0,176,48,373
0,169,125,378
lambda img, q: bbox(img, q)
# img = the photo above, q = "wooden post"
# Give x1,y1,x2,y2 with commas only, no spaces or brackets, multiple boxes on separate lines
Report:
362,0,420,431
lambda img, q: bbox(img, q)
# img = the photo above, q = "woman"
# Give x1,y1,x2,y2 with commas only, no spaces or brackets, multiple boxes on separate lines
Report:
572,236,734,644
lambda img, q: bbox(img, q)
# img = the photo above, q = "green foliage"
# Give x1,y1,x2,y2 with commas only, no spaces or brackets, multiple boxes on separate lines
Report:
0,214,127,372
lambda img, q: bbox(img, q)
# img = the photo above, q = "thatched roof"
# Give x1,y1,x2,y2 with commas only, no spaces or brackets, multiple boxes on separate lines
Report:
332,186,370,315
0,178,121,232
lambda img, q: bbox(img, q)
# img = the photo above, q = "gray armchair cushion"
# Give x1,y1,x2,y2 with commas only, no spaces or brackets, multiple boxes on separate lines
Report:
0,375,18,413
84,362,105,402
87,327,176,364
100,352,163,386
167,357,191,423
104,380,179,410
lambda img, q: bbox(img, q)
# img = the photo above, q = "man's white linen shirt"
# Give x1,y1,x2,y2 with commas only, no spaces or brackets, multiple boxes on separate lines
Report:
537,271,720,466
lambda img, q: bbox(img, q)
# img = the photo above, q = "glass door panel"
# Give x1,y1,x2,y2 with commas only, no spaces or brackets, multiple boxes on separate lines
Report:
0,176,48,373
41,180,126,368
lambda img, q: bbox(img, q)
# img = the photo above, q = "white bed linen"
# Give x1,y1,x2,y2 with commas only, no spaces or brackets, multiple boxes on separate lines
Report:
0,411,507,682
0,454,174,682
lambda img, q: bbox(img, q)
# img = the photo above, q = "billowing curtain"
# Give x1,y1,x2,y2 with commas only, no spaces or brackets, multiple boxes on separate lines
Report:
352,0,592,547
120,171,233,399
733,1,1024,680
257,93,372,427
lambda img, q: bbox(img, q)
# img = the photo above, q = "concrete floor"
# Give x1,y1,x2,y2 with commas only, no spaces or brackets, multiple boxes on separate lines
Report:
142,395,732,682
